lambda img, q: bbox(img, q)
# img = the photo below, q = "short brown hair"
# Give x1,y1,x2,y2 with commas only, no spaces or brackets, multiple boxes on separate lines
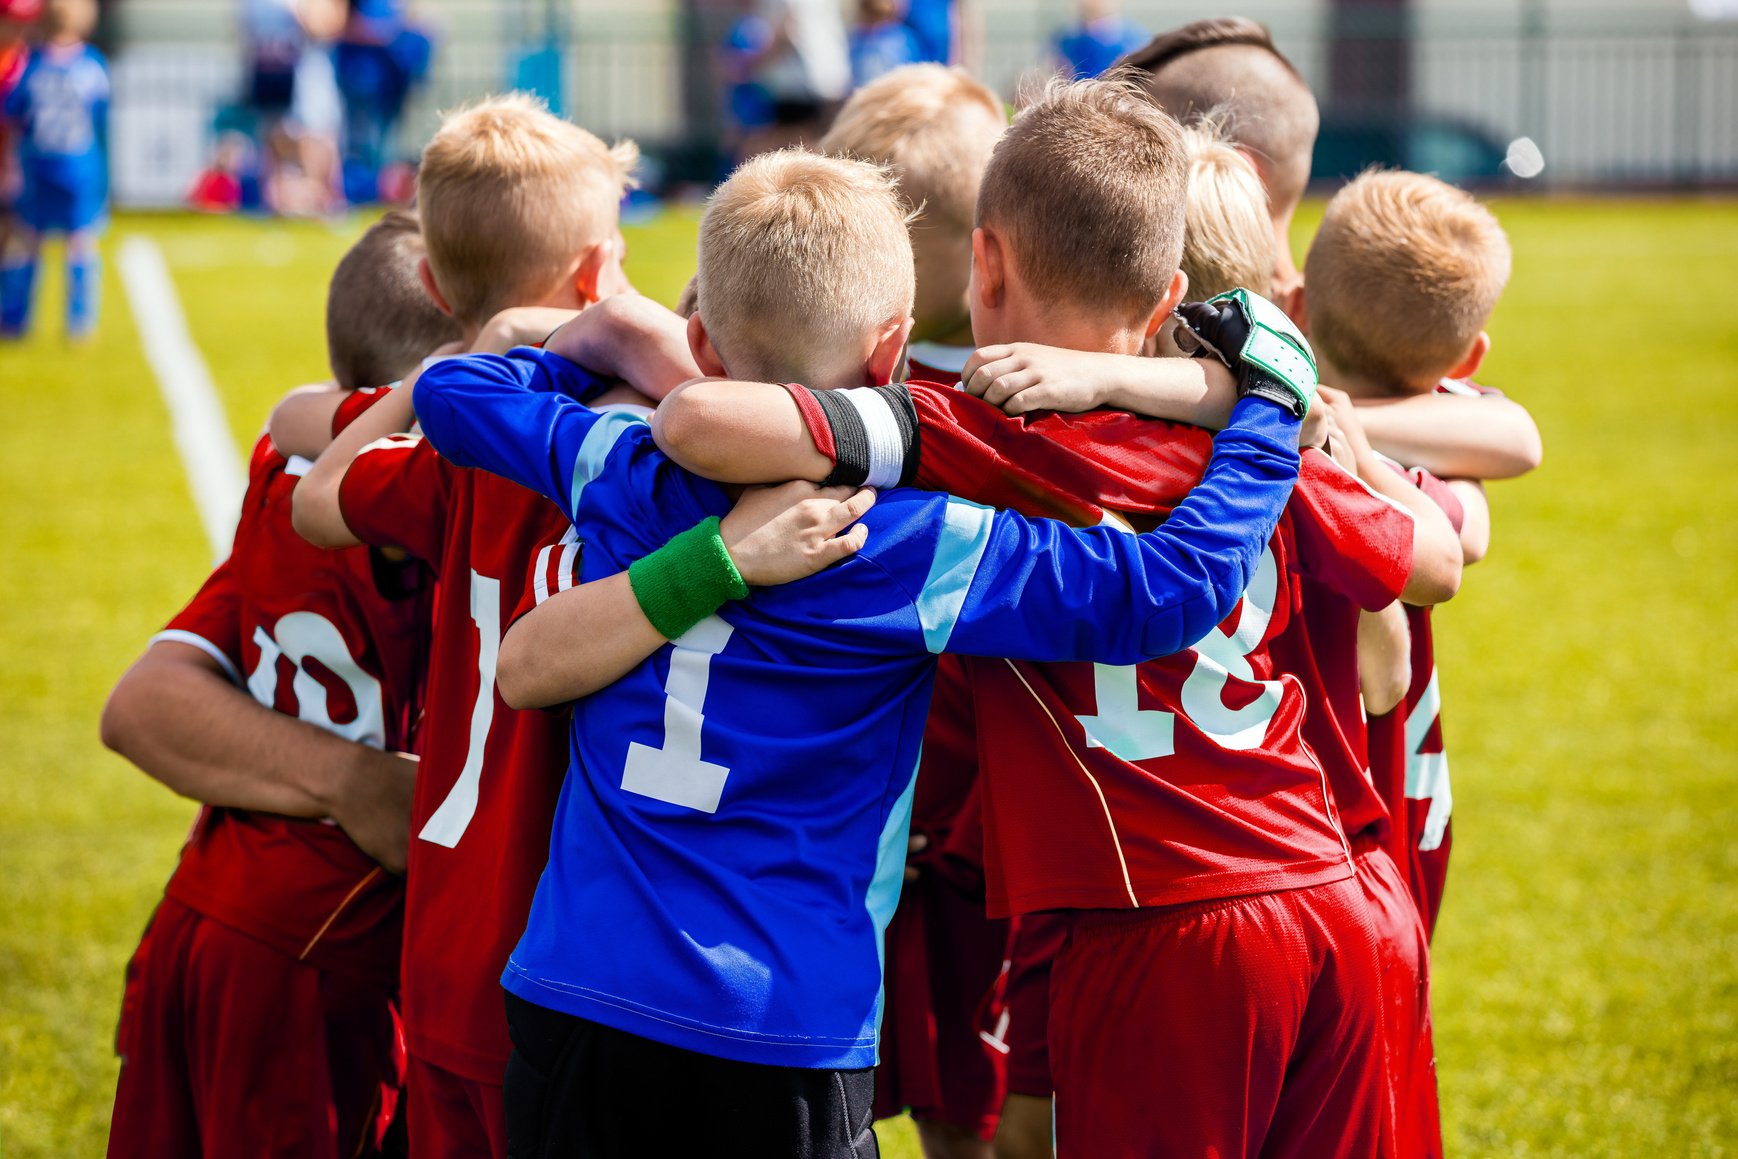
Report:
820,64,1005,231
417,93,638,329
1304,170,1511,388
1123,18,1319,218
326,210,461,389
1180,121,1274,300
697,150,914,384
976,75,1188,318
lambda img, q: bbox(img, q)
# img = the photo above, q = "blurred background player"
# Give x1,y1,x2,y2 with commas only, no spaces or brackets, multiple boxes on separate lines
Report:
102,210,458,1159
1053,0,1144,80
1,0,105,340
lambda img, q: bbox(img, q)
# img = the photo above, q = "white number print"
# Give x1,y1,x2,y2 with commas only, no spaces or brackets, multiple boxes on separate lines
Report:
246,611,386,748
1404,667,1453,852
419,571,500,848
1075,546,1284,760
622,615,735,813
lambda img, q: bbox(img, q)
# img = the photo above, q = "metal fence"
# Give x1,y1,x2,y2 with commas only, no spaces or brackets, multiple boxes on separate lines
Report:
106,5,1738,207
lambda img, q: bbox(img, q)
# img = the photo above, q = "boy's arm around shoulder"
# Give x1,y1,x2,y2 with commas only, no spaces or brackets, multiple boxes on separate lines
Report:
652,379,835,485
1354,391,1543,480
293,381,418,547
937,396,1302,666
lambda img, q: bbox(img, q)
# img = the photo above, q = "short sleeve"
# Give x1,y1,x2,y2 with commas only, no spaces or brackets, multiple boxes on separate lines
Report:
508,524,583,631
150,559,244,685
337,432,454,569
1406,465,1466,534
331,386,393,437
1289,450,1415,611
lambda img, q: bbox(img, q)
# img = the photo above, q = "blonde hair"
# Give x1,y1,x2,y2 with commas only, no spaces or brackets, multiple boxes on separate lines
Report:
1179,121,1274,300
976,75,1188,319
696,150,914,384
820,64,1005,231
417,94,638,329
1304,169,1511,389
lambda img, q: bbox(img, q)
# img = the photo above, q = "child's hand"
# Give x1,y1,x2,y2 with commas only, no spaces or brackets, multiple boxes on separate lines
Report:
962,344,1127,416
720,482,876,586
1319,386,1376,469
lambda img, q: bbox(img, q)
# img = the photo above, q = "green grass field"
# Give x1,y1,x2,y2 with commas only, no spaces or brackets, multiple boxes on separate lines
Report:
0,198,1734,1157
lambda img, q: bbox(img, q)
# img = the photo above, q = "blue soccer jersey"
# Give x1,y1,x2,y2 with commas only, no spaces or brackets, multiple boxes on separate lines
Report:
414,349,1301,1069
4,43,109,231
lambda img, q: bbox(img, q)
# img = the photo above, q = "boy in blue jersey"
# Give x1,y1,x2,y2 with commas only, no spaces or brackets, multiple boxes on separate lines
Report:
1,0,106,340
409,147,1312,1158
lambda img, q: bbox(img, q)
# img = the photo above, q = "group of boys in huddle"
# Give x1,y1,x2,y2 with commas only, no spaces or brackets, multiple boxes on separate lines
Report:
101,16,1542,1159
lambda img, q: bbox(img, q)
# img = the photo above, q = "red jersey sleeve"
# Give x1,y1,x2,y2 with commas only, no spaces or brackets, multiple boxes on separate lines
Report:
508,524,583,631
331,385,394,436
1288,450,1415,611
338,433,454,569
150,558,244,684
1406,465,1465,533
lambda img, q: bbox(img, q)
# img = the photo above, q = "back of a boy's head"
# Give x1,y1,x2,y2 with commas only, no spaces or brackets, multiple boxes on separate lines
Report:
697,150,914,385
976,75,1187,319
418,93,637,330
1180,120,1274,300
1305,170,1511,388
819,64,1005,232
327,210,462,390
1123,18,1318,218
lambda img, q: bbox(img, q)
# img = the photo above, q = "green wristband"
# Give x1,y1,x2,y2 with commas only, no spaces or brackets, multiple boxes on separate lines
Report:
628,516,750,642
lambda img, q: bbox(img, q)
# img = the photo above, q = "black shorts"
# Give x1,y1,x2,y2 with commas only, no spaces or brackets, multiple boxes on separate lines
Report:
503,991,878,1158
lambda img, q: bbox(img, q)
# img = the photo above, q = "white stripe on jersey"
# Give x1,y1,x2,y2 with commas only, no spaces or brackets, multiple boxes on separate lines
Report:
150,629,242,685
534,526,583,608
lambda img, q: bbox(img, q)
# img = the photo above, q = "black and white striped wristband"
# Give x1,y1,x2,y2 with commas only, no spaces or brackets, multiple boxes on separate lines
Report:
804,384,920,489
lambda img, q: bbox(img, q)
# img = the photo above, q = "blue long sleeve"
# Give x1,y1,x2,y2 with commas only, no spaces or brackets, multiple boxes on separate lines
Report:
934,396,1301,665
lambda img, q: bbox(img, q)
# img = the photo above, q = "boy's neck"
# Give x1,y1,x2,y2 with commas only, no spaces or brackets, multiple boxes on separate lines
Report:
989,302,1148,358
1318,360,1416,401
1270,207,1303,299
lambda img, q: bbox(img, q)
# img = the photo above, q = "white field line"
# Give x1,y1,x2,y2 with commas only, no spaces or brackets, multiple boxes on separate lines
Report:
117,235,246,560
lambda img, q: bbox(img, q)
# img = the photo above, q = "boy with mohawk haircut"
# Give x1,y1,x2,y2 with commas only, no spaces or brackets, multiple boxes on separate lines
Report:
103,210,457,1159
290,93,646,1158
618,77,1455,1156
821,61,1010,1157
820,62,1004,383
406,143,1310,1157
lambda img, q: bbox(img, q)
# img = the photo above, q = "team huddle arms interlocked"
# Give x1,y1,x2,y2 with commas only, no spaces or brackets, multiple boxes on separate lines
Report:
99,17,1541,1159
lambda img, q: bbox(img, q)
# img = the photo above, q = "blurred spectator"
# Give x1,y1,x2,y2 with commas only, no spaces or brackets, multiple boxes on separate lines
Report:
850,0,920,89
332,0,435,203
721,0,774,161
901,0,950,62
240,0,344,215
740,0,849,153
1054,0,1144,79
2,0,107,340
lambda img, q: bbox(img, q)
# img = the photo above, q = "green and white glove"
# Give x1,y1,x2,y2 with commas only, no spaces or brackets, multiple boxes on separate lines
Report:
1175,288,1318,419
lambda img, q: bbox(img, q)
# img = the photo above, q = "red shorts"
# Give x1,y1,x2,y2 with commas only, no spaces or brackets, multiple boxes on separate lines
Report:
108,896,403,1159
872,871,1009,1139
1353,841,1442,1159
986,911,1068,1098
1048,875,1384,1159
407,1051,507,1159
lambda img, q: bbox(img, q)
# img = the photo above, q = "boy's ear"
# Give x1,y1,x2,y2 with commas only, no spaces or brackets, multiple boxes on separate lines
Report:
865,316,916,386
687,313,729,378
1145,269,1190,339
971,227,1004,310
1283,282,1308,331
573,235,628,306
1446,331,1490,381
419,258,456,319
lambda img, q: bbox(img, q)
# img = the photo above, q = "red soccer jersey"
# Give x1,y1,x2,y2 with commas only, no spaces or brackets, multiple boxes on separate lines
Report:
1369,463,1466,934
159,418,430,985
899,384,1416,916
337,417,579,1081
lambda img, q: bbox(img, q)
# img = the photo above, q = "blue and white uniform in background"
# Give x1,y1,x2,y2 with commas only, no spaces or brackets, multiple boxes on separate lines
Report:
414,348,1302,1071
2,41,108,338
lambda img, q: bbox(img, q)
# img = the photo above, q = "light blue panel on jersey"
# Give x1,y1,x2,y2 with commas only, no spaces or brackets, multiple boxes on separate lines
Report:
569,408,648,513
916,497,995,653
